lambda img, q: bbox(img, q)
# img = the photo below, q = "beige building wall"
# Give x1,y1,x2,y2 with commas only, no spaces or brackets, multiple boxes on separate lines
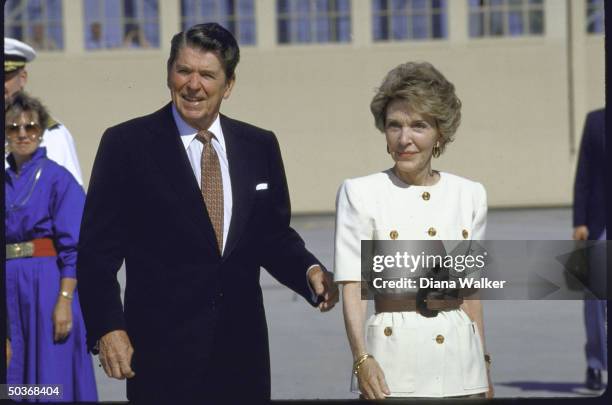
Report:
20,0,605,212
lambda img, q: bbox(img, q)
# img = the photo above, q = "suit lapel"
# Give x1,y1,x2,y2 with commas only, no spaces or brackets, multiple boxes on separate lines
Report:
221,114,255,259
147,103,219,252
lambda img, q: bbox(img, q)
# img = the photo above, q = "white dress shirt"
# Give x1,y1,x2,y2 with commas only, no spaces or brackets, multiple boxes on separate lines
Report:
172,105,233,254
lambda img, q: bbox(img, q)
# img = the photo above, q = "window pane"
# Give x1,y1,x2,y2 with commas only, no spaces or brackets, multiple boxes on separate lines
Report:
337,15,350,42
373,0,447,42
489,11,504,36
392,0,407,13
508,10,523,36
316,14,329,42
412,14,428,39
279,0,352,44
278,18,291,43
373,13,389,40
180,0,255,45
468,0,481,9
337,0,350,13
586,0,604,34
239,19,256,44
431,10,445,38
4,0,64,50
47,0,62,19
469,12,484,37
528,9,543,34
468,0,544,38
412,0,427,11
392,13,408,40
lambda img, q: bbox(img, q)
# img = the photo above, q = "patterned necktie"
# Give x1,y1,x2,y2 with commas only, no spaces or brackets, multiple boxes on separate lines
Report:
196,130,224,254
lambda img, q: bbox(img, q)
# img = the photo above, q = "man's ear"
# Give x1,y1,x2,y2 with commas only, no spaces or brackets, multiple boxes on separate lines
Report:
19,68,28,90
223,75,236,100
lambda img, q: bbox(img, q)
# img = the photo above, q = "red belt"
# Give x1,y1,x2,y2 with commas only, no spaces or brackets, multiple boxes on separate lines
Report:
6,238,57,259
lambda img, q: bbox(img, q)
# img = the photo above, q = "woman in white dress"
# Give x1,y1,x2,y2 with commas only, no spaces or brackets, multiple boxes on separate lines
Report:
335,61,493,399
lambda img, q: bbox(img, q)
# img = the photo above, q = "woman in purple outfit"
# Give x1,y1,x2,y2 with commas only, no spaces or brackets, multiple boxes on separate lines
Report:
5,92,97,402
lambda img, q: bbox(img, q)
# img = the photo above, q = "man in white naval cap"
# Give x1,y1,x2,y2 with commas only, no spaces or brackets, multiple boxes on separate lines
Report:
4,37,83,185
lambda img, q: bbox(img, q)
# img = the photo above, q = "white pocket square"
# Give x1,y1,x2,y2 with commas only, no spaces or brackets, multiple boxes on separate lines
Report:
256,183,268,191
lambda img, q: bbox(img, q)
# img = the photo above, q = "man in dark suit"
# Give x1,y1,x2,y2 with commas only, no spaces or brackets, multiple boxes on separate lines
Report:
572,107,606,391
77,23,338,403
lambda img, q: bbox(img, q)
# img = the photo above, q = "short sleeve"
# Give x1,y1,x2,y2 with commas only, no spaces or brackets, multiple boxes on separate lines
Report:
471,182,487,240
333,179,373,282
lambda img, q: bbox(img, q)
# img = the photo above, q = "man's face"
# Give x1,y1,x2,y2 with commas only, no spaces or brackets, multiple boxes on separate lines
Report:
168,46,235,130
5,68,27,105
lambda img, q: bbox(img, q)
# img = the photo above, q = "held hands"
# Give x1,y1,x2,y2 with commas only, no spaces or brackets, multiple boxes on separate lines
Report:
307,266,339,312
573,225,589,240
52,297,73,342
356,357,391,400
99,330,136,380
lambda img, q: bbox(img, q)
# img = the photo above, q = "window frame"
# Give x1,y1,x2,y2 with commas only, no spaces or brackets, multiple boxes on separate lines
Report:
276,0,352,45
83,0,161,51
4,0,65,51
180,0,257,46
467,0,545,39
371,0,449,42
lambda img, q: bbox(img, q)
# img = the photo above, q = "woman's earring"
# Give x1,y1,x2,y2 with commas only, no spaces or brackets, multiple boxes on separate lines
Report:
432,142,441,158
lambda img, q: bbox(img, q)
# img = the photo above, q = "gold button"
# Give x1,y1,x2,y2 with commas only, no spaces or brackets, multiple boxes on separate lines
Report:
384,327,393,337
428,227,437,237
422,191,430,201
462,229,469,239
390,230,399,240
436,334,445,344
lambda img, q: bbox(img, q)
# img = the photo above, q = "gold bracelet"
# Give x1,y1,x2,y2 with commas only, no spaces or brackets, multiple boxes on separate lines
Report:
59,290,74,300
353,353,373,375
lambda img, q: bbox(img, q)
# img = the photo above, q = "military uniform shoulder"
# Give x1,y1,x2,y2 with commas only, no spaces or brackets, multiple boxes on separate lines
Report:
45,116,61,131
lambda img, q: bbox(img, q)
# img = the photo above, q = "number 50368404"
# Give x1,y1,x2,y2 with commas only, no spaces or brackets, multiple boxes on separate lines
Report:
1,384,62,400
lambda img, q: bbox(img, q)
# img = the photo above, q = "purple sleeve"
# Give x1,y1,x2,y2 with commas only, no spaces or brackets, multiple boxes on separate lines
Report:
50,170,86,279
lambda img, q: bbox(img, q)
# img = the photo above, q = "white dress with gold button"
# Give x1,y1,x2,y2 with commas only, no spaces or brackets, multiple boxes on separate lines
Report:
334,169,489,397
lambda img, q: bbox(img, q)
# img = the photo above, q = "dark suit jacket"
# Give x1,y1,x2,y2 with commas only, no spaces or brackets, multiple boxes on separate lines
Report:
77,103,321,402
573,108,605,240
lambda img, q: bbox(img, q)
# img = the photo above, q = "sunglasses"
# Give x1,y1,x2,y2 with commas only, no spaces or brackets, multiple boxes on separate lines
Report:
5,122,42,138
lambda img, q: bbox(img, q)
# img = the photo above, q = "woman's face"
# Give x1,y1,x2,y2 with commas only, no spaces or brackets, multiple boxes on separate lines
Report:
6,111,43,159
384,99,439,175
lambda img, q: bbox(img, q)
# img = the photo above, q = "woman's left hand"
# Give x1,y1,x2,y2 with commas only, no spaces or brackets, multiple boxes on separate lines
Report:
53,298,73,342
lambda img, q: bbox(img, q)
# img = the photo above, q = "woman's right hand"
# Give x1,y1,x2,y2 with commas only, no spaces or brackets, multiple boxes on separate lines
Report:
357,357,391,400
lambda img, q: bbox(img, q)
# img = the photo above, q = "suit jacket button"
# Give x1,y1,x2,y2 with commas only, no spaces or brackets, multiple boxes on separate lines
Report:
462,229,469,239
422,191,430,201
428,227,437,237
390,230,399,240
436,334,445,344
384,327,393,336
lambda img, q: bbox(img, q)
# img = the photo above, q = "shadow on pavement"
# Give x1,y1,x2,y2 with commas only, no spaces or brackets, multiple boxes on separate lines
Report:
497,381,606,396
